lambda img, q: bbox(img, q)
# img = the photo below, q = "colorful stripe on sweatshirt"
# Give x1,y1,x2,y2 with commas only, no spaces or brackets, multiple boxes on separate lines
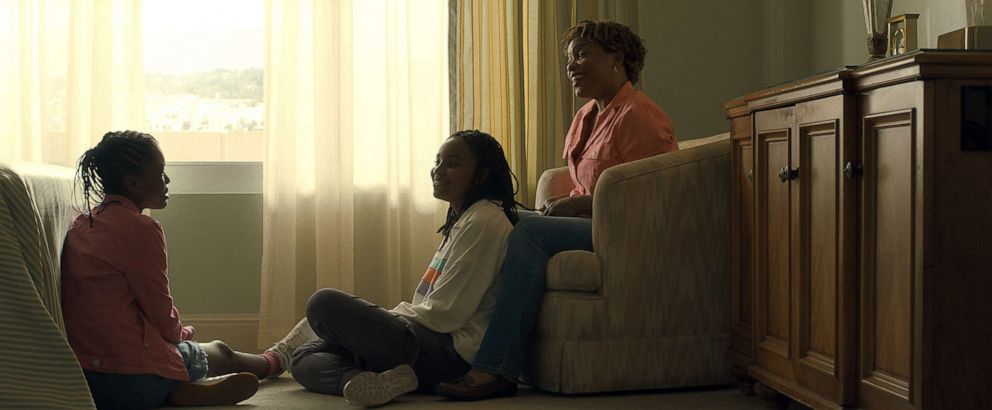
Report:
415,255,447,297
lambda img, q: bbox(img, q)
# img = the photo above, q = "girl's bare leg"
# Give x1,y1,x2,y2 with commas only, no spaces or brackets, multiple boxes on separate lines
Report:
200,340,269,378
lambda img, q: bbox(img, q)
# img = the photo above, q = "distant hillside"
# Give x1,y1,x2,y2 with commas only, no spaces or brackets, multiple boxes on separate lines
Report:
146,68,263,103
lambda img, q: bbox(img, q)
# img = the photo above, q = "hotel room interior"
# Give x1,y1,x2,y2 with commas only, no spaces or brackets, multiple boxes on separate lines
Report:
2,0,990,408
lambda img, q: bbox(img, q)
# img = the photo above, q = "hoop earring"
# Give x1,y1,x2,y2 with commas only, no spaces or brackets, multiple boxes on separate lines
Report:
613,65,618,73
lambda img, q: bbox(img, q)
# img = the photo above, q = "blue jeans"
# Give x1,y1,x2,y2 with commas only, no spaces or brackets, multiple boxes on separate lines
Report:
83,340,208,410
471,213,593,381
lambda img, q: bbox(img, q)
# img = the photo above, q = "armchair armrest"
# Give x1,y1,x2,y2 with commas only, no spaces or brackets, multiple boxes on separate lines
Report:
535,166,573,207
546,250,601,292
591,139,731,337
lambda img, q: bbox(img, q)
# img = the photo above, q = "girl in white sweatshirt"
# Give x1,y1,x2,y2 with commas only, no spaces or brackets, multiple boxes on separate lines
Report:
283,130,521,406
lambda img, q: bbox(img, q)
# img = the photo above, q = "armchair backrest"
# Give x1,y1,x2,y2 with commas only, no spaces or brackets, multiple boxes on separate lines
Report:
532,132,730,208
591,138,731,338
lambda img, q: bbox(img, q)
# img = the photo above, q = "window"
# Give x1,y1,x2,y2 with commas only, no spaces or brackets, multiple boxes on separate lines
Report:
142,0,264,161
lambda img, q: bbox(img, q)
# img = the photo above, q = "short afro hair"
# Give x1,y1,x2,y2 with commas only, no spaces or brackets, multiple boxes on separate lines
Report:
561,20,647,84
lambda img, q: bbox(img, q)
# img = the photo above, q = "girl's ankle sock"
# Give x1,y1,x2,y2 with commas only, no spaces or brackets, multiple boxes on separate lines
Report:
261,351,281,378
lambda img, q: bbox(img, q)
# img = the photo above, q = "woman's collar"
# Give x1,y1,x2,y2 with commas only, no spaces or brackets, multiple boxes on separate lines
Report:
596,81,635,114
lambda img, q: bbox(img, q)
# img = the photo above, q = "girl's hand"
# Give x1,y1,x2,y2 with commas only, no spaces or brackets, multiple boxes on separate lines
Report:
181,325,196,340
542,195,592,217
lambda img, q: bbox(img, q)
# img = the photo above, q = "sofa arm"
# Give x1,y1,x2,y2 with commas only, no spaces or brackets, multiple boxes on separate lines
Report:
535,166,573,207
592,139,731,337
546,250,601,292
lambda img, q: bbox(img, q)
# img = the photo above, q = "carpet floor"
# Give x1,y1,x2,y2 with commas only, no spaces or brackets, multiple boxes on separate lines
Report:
176,374,791,410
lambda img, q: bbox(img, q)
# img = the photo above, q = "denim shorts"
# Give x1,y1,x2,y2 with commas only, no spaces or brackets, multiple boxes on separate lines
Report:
83,341,210,409
177,340,210,381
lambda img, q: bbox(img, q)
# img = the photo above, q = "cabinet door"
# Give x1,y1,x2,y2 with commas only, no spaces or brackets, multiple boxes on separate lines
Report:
792,95,858,404
858,82,923,410
753,107,795,381
730,115,755,367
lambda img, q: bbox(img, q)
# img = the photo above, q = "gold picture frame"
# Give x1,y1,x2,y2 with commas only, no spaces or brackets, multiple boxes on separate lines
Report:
888,14,920,56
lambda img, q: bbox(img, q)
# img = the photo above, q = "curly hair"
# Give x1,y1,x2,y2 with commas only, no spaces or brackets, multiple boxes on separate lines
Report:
561,20,647,84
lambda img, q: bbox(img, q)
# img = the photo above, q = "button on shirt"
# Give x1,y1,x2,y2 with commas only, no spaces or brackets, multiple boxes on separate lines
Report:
62,195,193,381
563,81,677,196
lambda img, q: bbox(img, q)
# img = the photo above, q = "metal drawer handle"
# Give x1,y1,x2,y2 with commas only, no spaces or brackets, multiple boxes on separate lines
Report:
778,167,799,182
844,162,863,179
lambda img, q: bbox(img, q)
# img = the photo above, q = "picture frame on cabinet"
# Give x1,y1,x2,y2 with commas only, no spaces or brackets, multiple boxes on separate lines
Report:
887,14,920,56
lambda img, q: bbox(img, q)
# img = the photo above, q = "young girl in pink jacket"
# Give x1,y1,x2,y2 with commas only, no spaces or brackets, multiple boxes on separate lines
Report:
62,131,281,409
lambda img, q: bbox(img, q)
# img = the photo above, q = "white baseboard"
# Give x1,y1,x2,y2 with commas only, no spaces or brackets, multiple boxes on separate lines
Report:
182,314,261,352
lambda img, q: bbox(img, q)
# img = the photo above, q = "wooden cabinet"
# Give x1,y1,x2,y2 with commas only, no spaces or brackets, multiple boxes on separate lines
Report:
793,95,859,405
725,51,992,409
753,104,797,385
749,92,859,407
856,80,923,410
727,97,755,384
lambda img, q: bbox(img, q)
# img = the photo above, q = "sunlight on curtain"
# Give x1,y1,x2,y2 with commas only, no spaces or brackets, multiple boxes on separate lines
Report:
0,0,145,166
260,0,449,346
450,0,639,206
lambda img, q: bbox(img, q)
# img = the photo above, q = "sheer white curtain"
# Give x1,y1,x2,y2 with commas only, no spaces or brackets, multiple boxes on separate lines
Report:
259,0,449,345
0,0,146,166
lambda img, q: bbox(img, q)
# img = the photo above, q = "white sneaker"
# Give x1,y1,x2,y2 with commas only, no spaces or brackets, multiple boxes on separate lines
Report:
265,317,319,375
343,364,418,407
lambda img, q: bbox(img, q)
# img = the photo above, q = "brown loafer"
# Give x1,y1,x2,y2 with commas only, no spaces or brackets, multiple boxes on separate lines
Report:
436,374,518,401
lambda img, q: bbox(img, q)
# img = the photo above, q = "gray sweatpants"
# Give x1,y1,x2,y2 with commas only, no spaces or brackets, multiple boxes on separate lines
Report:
290,288,470,395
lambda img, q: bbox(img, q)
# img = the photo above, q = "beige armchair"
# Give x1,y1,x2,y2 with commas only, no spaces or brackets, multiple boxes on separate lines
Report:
522,133,733,394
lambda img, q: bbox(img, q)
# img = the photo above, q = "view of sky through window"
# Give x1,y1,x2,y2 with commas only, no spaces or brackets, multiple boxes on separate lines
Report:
142,0,264,133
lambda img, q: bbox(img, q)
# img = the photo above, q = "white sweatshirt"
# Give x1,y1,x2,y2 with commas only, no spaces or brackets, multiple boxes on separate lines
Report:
391,200,512,363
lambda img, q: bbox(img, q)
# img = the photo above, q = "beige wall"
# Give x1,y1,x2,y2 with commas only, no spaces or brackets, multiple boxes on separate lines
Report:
807,0,966,69
895,0,966,48
150,192,262,350
638,0,970,141
151,193,262,315
147,161,263,324
809,0,864,72
639,0,766,141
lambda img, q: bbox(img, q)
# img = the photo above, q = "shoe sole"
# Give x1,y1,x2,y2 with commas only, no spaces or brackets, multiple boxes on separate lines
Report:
169,372,259,406
343,364,418,407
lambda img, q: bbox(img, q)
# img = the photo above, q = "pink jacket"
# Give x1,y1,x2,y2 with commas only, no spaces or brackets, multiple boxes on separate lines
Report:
61,195,193,381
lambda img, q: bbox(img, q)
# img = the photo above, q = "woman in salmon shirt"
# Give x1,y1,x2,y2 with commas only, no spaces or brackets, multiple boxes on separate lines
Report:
437,20,677,400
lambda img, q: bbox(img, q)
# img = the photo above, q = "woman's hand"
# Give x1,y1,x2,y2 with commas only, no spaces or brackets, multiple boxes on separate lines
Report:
538,194,568,214
542,195,592,218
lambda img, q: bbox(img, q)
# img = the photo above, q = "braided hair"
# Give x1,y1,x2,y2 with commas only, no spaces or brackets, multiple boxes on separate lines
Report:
437,130,525,241
561,20,647,84
75,130,161,226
